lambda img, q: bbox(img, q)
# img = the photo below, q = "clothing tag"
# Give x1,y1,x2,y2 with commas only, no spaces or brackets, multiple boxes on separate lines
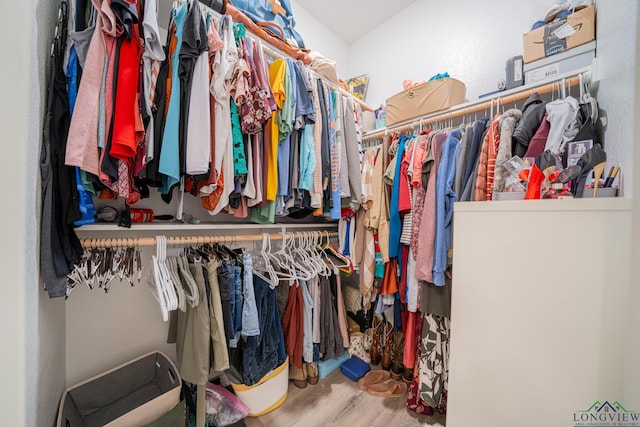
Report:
553,23,576,39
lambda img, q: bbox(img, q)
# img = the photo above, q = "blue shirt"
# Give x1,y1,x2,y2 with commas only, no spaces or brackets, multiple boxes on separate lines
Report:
158,2,188,193
329,90,341,220
433,129,461,286
388,135,412,258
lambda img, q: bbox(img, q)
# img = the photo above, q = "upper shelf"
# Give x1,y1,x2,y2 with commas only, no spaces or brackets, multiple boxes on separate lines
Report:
76,222,339,233
454,197,631,213
364,66,592,137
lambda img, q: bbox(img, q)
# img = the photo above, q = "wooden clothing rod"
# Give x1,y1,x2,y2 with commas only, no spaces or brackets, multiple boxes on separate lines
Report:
80,231,339,249
258,43,374,112
363,73,585,140
197,2,374,112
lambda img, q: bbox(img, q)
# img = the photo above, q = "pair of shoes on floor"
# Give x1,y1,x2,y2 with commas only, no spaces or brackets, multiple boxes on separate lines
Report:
290,362,319,389
356,370,407,398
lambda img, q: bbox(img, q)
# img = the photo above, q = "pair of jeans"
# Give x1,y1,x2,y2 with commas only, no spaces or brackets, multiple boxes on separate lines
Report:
229,265,243,348
243,274,280,386
241,253,260,337
206,260,229,371
216,261,234,348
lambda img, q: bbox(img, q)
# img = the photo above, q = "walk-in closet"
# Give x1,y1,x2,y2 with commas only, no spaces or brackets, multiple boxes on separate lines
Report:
2,1,640,427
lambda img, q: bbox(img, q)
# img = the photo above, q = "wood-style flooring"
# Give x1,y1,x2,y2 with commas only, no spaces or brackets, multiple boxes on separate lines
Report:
244,368,446,427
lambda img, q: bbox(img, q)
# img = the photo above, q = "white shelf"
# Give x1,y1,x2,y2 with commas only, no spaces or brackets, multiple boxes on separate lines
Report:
364,66,592,137
454,197,631,213
76,222,339,233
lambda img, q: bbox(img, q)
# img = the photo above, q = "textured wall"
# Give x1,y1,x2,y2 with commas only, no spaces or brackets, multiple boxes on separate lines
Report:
290,0,350,78
28,1,69,426
592,0,638,196
347,0,549,107
347,1,636,192
0,0,30,425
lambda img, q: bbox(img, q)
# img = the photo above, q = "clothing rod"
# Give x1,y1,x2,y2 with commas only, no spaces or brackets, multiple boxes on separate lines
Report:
196,1,374,112
362,73,585,140
80,231,339,249
259,43,375,112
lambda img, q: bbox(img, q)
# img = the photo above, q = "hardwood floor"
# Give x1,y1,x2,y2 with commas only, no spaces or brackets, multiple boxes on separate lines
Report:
244,368,446,427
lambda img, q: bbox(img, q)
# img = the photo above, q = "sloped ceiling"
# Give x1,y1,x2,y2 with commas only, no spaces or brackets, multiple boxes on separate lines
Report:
293,0,417,44
158,1,417,45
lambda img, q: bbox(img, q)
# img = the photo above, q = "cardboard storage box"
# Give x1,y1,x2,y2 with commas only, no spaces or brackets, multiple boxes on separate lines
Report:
524,41,596,84
385,78,466,126
523,5,595,64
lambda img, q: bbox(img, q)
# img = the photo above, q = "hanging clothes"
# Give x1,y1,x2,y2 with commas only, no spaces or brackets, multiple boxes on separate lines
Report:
41,1,83,298
158,2,188,193
182,3,210,176
432,129,460,286
319,274,345,359
282,282,304,370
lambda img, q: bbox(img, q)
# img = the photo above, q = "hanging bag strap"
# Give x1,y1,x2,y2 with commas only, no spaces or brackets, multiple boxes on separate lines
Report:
256,21,286,40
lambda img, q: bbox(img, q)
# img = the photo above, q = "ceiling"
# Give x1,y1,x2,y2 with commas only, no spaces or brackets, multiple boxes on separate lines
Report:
294,0,417,44
157,0,416,45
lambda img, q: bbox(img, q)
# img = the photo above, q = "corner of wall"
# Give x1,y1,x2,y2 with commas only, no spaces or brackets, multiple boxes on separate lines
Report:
26,1,68,425
627,0,640,409
593,0,637,197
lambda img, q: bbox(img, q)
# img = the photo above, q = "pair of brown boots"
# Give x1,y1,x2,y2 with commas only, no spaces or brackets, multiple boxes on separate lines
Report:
289,362,319,389
369,316,411,382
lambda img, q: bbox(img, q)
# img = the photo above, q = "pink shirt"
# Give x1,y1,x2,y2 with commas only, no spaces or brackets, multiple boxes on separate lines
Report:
66,0,117,176
414,132,447,283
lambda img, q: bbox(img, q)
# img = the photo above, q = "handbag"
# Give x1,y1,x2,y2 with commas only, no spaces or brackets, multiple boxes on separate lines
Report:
231,0,305,48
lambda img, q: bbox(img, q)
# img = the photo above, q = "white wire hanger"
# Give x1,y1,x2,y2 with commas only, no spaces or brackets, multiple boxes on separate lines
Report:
253,233,278,289
149,235,170,321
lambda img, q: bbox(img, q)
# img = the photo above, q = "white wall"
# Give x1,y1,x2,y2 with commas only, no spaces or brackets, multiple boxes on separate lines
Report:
348,1,637,193
0,0,30,424
65,251,176,385
289,0,350,79
348,1,550,106
628,2,640,409
28,2,69,425
592,0,638,196
448,199,632,427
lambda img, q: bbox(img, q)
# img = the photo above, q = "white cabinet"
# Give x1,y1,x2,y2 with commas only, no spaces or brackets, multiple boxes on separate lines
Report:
447,199,632,427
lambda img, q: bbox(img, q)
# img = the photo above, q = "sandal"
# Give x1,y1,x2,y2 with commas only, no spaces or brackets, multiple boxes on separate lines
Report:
367,379,408,398
356,370,390,391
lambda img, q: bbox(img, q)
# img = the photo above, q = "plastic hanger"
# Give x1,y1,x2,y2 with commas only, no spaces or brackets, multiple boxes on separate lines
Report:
281,232,314,282
267,233,300,284
257,233,296,285
178,254,199,308
149,236,169,321
320,231,353,274
167,257,187,312
312,231,332,277
261,233,280,288
159,236,178,312
252,234,276,288
297,232,320,277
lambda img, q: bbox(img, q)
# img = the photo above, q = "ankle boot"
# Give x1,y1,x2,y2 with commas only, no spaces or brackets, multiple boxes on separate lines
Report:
306,362,319,385
390,330,405,380
349,332,371,363
370,316,383,365
289,363,308,389
363,328,373,354
381,321,394,371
